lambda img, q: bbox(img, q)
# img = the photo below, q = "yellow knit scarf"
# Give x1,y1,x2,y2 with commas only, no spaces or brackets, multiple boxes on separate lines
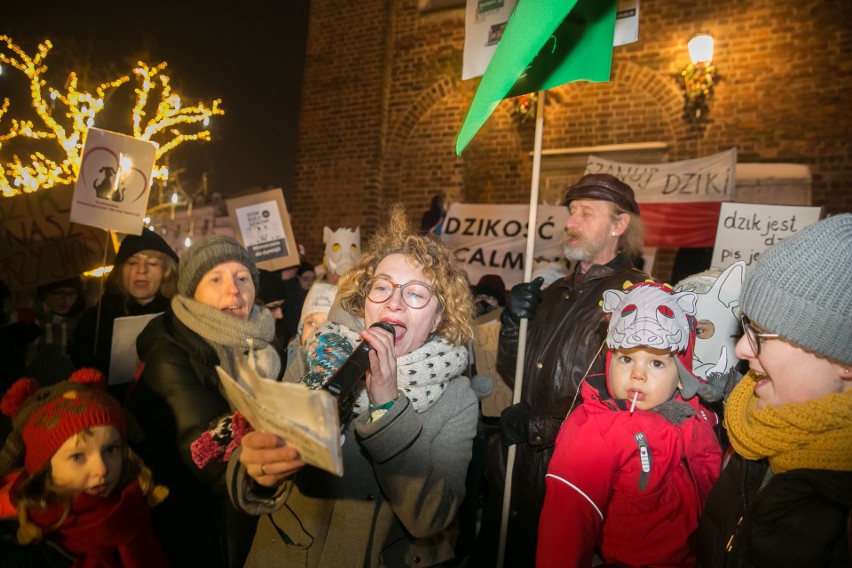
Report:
725,370,852,473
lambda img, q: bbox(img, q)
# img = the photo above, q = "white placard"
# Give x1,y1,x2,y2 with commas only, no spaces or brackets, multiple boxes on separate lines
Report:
440,203,568,288
108,313,161,385
462,0,519,80
711,202,822,270
71,128,157,235
613,0,639,46
585,148,737,204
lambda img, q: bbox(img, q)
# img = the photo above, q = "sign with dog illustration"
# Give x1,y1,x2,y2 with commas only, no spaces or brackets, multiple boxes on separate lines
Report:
70,128,157,235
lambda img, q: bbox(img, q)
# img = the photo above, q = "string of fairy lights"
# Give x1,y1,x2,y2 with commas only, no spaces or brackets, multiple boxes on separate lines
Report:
0,35,224,198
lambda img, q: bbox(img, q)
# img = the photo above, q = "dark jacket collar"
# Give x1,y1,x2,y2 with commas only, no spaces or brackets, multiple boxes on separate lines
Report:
559,252,638,289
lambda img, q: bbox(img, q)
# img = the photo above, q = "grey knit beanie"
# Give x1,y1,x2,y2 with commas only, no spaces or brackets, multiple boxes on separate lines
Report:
740,213,852,366
178,235,259,297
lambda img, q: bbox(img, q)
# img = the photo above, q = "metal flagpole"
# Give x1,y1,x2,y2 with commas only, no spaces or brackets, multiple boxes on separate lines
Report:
497,89,545,567
92,229,112,356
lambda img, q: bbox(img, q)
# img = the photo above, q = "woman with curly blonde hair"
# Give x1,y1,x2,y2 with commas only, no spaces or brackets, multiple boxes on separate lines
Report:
336,204,474,347
228,204,480,567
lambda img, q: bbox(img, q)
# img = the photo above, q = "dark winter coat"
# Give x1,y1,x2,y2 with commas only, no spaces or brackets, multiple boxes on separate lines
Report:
71,292,170,376
696,452,852,567
490,253,648,549
125,311,256,568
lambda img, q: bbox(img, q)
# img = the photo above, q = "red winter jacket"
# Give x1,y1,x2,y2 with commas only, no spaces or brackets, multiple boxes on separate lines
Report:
537,374,721,568
28,480,170,568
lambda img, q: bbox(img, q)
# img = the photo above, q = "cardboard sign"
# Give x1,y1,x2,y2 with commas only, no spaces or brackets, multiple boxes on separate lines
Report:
473,312,513,417
225,189,299,271
711,202,822,270
0,186,114,291
70,128,157,235
440,203,568,288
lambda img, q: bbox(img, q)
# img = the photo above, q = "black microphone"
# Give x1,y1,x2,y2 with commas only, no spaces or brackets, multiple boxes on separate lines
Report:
324,321,396,398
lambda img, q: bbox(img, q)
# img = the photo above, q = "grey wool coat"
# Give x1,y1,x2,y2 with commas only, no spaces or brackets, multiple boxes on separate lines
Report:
227,355,478,567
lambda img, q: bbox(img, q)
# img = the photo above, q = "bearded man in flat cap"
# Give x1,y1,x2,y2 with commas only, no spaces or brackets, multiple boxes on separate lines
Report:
477,174,650,566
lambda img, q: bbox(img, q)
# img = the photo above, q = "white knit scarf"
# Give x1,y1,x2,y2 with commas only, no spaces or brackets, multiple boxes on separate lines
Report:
314,321,469,415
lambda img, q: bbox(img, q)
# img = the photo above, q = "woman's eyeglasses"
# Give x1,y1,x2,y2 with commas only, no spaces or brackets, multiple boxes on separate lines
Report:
740,315,779,355
365,277,434,309
46,289,78,299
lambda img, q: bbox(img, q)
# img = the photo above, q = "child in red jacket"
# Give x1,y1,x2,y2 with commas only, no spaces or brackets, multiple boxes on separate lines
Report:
0,368,170,568
537,282,723,567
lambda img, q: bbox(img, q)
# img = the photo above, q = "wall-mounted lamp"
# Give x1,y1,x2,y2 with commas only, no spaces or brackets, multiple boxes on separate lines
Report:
679,33,718,120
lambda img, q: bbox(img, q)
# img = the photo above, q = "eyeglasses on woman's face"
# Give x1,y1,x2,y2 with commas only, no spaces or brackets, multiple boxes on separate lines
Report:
740,315,780,355
47,289,78,299
365,276,434,309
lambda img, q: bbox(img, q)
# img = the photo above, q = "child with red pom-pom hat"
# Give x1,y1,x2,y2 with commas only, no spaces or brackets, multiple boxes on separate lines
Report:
0,368,170,567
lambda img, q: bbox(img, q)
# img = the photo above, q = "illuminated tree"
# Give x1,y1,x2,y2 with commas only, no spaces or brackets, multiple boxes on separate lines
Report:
0,35,224,197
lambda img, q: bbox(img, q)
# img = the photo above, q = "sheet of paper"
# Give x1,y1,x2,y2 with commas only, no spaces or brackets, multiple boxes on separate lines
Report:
108,313,161,385
217,351,344,476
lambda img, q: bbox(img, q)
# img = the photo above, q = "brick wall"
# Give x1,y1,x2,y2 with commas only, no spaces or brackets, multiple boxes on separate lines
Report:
292,0,852,279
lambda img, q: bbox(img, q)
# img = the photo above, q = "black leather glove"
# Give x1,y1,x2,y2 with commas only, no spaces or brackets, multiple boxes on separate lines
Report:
501,277,545,327
500,401,531,446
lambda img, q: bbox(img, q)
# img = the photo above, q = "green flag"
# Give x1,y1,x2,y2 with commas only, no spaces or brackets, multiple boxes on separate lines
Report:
456,0,617,154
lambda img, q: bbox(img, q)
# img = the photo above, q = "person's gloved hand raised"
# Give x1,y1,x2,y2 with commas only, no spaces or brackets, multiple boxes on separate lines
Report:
501,277,545,327
500,401,531,446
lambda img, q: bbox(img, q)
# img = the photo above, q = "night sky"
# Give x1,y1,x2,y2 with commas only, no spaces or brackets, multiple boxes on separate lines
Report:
1,0,310,203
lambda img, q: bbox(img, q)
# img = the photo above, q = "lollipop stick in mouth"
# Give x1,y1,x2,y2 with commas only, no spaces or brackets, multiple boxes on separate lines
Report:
629,392,638,415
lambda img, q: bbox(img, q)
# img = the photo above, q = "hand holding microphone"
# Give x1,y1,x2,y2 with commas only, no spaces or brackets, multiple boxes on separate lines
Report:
324,321,396,398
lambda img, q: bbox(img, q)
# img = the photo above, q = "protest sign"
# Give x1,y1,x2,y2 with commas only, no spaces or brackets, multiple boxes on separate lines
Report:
462,0,519,80
70,128,157,235
440,203,568,288
585,148,736,204
109,313,161,385
711,202,822,270
473,312,512,417
226,189,299,271
585,148,737,247
613,0,639,46
463,0,636,81
0,185,114,291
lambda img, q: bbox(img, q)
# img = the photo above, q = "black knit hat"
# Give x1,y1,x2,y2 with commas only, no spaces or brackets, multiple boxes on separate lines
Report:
178,236,259,297
36,276,83,301
563,173,640,215
473,274,507,306
257,269,287,304
115,229,179,266
296,261,316,277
